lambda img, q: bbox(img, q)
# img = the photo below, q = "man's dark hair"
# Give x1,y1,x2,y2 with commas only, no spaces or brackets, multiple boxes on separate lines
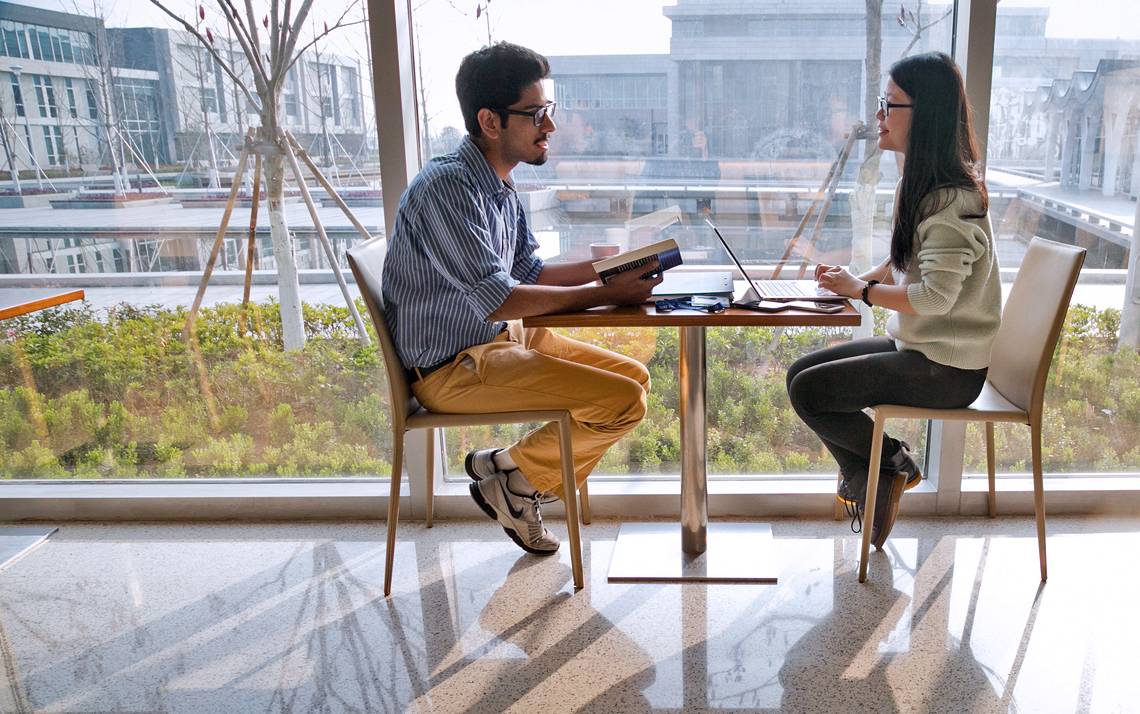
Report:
456,42,550,138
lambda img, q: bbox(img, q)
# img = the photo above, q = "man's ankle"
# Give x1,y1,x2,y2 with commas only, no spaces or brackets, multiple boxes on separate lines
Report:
505,468,539,498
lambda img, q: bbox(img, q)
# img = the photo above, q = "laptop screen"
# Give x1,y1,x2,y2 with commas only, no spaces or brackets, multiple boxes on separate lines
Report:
704,218,765,301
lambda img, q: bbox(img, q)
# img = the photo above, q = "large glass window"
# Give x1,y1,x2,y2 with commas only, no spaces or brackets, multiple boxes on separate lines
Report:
411,0,954,483
969,0,1140,480
1,3,386,481
41,125,64,166
9,75,25,117
32,74,58,118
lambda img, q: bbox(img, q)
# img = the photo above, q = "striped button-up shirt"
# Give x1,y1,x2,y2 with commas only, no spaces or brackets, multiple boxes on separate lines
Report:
382,137,544,369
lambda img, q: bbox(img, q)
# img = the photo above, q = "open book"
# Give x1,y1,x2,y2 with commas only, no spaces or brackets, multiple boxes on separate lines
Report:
592,238,683,283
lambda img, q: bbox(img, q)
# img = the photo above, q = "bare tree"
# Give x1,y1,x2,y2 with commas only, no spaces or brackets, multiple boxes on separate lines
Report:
175,35,222,185
0,94,23,195
84,1,130,193
149,0,363,350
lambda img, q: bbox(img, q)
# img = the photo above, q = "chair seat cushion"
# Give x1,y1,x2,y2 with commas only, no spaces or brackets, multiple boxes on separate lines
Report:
873,381,1028,423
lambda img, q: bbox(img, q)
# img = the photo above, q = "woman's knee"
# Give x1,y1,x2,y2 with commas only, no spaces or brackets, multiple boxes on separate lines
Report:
786,351,819,394
787,368,826,418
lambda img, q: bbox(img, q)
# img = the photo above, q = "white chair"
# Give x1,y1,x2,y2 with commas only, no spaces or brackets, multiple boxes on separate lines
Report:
859,237,1086,583
347,236,590,596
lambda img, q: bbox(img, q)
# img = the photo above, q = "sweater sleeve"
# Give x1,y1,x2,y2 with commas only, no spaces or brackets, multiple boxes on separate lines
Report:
905,219,989,316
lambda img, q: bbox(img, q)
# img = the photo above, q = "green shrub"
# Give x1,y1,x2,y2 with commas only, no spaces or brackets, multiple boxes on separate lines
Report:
2,299,1137,480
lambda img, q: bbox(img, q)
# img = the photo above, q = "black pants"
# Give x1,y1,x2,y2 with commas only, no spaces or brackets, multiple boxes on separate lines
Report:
786,336,987,478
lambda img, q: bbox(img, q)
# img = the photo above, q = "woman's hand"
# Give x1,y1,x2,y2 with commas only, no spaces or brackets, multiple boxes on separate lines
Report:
813,263,842,281
817,268,864,299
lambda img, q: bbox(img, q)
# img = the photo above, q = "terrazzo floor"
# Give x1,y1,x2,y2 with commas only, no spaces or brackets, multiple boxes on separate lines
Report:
1,515,1138,713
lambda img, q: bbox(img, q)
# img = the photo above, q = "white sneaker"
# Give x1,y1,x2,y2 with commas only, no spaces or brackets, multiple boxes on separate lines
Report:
469,471,560,555
464,448,505,481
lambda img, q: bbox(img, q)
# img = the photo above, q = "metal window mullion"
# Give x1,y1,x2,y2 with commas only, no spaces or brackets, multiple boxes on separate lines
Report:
367,0,434,519
928,0,997,514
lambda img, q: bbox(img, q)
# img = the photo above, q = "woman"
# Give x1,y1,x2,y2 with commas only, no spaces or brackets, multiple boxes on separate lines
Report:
786,52,1001,547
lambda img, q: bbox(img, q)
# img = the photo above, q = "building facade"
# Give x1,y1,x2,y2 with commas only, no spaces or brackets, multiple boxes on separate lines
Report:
547,0,1140,198
0,1,367,183
111,26,367,177
0,2,138,176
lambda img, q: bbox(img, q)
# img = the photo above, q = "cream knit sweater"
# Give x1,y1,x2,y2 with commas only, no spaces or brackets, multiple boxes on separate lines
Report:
886,187,1002,370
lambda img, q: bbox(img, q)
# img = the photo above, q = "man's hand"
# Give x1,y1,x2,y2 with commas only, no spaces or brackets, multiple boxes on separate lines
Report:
603,258,663,305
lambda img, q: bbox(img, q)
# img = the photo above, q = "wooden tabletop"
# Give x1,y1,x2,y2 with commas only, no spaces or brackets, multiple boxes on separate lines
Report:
524,296,861,329
0,290,85,321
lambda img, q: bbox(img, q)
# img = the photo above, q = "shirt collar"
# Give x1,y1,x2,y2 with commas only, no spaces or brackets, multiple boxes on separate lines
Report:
458,136,514,198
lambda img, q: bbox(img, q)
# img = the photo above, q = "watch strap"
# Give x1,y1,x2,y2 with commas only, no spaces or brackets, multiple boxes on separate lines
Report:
861,279,881,307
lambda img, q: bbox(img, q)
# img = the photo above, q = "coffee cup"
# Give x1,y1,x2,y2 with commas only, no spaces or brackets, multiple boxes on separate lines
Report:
589,242,621,260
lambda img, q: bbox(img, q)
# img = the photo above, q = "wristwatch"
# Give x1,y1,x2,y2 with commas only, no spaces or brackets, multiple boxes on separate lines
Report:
861,280,880,307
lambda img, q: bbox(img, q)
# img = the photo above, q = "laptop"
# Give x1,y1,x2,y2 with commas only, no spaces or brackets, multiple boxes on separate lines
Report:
621,208,732,299
704,218,847,302
651,270,734,300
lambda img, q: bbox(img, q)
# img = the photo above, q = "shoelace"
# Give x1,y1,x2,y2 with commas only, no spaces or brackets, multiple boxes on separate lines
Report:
844,498,863,534
527,495,546,542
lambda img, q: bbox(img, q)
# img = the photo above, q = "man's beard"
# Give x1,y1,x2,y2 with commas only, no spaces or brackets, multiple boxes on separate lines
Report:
524,153,549,166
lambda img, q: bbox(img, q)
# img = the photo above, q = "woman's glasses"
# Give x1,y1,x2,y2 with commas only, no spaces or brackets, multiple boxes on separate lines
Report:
877,96,913,117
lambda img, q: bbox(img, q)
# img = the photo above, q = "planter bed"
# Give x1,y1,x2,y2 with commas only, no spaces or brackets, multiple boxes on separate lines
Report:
49,193,172,209
179,192,301,208
319,191,382,208
0,191,73,208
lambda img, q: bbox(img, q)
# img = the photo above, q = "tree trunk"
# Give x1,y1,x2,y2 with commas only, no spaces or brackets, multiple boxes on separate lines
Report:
263,144,307,350
0,118,21,194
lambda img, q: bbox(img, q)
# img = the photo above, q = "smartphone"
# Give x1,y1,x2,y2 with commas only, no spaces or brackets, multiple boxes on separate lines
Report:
788,300,845,314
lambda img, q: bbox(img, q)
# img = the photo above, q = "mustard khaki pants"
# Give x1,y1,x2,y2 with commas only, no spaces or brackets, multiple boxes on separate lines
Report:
411,323,650,498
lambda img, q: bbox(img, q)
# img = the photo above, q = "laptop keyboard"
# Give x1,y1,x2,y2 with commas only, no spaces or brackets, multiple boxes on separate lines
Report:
760,281,808,297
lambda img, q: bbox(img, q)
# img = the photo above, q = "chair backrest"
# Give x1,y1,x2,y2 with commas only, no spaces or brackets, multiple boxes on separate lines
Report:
347,236,417,431
988,237,1085,419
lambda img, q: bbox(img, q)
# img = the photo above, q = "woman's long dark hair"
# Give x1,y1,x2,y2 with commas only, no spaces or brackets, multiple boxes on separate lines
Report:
889,52,988,272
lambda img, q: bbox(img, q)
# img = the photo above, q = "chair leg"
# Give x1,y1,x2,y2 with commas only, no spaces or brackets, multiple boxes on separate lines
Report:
1030,422,1048,582
424,428,435,528
578,480,591,525
384,433,404,597
558,416,584,590
858,412,886,583
986,422,997,518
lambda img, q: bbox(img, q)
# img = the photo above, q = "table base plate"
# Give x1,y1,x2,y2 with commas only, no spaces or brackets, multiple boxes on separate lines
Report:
607,522,778,583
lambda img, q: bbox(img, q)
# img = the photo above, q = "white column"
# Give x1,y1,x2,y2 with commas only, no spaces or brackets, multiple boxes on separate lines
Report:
1131,120,1140,199
1101,110,1121,197
1043,112,1059,182
1059,119,1076,187
1120,195,1140,349
1078,113,1096,190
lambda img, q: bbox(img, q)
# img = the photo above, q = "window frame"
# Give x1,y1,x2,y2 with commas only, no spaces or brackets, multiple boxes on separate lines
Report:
4,0,1140,521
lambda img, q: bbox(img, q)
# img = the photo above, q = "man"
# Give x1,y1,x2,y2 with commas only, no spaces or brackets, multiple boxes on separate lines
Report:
382,42,661,555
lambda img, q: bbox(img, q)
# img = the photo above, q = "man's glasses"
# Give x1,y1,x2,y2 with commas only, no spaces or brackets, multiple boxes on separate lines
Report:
501,101,557,127
877,96,913,117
